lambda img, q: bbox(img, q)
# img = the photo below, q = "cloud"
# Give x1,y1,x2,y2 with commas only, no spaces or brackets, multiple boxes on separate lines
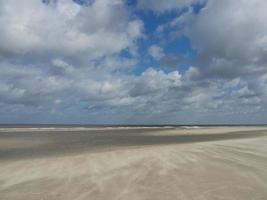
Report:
160,54,186,68
137,0,204,12
0,57,266,123
0,0,143,60
186,0,267,79
0,0,267,124
148,45,165,60
0,61,71,106
130,68,181,97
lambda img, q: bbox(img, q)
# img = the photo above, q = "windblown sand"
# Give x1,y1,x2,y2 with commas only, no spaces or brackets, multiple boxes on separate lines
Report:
0,127,267,200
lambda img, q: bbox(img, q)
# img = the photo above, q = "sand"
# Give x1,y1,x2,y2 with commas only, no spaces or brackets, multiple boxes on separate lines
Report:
0,126,267,200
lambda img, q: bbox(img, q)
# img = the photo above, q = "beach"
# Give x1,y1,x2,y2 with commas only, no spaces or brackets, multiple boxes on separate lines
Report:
0,126,267,200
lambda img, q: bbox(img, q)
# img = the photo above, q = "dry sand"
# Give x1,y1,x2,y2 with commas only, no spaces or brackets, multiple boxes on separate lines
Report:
0,126,267,200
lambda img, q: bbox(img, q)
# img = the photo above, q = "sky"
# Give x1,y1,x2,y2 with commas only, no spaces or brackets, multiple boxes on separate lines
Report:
0,0,267,124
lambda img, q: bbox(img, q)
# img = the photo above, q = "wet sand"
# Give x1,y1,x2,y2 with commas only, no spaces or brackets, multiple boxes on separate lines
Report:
0,126,267,199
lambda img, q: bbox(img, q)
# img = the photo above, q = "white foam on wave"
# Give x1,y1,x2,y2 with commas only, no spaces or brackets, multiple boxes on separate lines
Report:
181,126,202,129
